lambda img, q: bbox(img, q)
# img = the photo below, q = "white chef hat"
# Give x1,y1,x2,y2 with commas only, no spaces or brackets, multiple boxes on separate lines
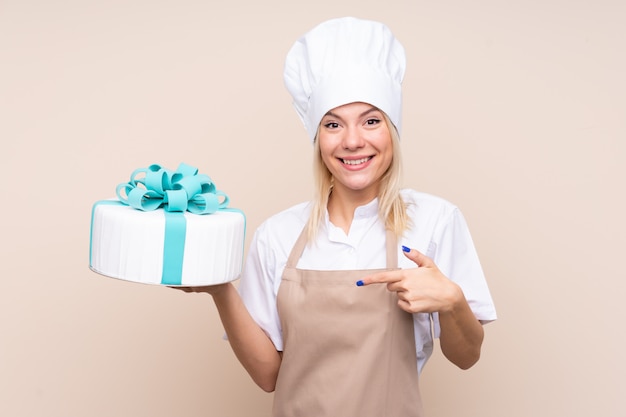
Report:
284,17,406,142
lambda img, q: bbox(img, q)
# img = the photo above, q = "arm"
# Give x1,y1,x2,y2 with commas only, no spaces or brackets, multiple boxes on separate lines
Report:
429,207,493,368
182,283,282,392
203,224,287,391
436,282,484,369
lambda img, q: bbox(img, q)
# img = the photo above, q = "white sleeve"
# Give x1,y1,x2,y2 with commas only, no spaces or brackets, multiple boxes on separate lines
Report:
431,208,497,337
237,225,284,351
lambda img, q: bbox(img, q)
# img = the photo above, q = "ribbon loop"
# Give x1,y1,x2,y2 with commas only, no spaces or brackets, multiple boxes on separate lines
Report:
175,162,198,177
165,189,189,212
144,170,167,194
128,187,164,211
187,193,217,214
216,190,230,209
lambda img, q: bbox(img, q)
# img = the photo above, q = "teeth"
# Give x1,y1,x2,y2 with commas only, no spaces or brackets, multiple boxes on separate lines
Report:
342,157,370,165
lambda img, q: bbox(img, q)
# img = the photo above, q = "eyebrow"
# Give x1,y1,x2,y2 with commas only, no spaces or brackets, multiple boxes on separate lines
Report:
324,106,380,121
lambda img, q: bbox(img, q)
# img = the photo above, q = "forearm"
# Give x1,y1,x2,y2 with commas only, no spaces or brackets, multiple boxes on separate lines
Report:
210,283,282,392
438,285,484,370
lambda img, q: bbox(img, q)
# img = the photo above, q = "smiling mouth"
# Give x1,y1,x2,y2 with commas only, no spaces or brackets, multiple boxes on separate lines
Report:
341,157,372,165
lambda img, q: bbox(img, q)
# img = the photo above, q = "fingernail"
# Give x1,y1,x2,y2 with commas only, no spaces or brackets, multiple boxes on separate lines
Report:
356,280,364,287
402,245,411,253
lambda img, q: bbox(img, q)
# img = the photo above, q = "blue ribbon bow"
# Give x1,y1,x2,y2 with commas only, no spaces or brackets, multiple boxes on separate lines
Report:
115,163,229,214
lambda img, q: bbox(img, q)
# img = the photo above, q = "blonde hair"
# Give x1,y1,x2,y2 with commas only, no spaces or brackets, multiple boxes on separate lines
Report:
306,112,410,242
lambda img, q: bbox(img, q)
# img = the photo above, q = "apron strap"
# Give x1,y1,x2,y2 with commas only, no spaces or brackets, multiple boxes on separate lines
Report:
286,223,398,269
286,225,310,269
385,229,398,269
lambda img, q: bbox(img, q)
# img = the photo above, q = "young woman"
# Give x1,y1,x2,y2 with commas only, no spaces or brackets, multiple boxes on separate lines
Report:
186,17,496,417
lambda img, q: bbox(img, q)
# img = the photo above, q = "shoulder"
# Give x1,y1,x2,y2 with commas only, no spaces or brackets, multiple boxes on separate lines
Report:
400,189,459,218
257,201,311,235
399,189,467,256
243,201,312,288
252,201,311,253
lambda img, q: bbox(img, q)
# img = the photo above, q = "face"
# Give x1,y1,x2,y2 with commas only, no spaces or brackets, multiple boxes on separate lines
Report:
318,102,393,199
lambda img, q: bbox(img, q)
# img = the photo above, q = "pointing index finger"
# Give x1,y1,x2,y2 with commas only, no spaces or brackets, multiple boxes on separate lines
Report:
356,271,401,287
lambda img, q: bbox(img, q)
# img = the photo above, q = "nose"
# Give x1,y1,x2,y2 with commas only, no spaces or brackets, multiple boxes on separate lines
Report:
341,126,365,150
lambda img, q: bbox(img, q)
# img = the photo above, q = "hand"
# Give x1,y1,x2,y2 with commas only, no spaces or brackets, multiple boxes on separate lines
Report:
168,282,231,297
357,246,463,314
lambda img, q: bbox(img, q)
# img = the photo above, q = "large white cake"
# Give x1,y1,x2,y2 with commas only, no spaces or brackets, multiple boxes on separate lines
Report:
89,164,245,286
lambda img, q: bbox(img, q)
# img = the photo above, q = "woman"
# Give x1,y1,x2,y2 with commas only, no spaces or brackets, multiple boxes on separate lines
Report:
190,17,496,417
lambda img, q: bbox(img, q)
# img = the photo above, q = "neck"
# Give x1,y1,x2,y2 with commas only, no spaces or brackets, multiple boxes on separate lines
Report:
327,184,378,234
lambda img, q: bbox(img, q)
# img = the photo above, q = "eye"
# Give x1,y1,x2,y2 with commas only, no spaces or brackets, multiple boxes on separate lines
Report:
324,122,340,129
365,118,381,125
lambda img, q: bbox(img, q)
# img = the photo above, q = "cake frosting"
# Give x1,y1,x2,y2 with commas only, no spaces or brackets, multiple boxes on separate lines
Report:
89,163,245,286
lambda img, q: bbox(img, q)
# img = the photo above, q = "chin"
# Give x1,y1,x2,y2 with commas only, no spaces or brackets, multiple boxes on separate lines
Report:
341,181,378,193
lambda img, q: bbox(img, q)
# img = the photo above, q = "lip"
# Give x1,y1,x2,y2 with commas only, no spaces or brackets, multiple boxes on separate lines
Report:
337,155,374,170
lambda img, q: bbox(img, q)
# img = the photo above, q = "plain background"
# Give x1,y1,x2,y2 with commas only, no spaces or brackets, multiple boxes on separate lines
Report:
1,0,624,416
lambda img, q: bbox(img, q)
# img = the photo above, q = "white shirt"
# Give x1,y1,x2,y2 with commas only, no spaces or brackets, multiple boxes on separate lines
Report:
238,189,497,372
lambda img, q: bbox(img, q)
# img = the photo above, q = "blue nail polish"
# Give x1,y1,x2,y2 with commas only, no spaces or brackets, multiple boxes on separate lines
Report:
402,245,411,253
356,280,364,287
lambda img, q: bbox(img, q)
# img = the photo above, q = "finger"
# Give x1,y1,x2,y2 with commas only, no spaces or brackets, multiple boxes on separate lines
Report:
402,246,435,268
168,286,195,292
356,270,403,287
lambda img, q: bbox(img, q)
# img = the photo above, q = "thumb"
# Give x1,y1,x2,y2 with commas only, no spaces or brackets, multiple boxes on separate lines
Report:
402,246,435,268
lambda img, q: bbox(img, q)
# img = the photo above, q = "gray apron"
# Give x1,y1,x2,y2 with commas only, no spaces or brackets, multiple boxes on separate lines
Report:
273,225,423,417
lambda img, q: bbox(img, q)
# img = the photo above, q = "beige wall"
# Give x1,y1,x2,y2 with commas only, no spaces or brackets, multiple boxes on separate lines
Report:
1,0,624,416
